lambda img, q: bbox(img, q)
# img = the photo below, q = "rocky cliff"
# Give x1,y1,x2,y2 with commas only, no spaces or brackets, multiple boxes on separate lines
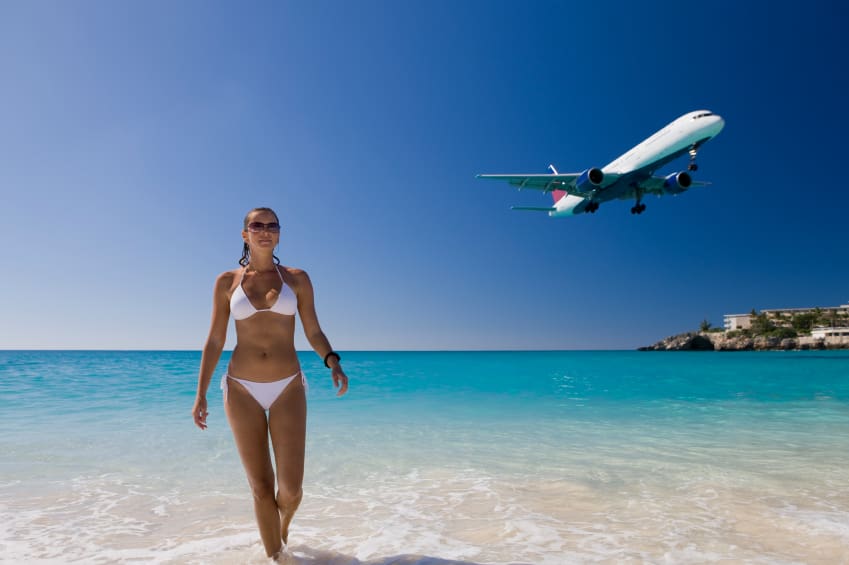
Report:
638,332,845,351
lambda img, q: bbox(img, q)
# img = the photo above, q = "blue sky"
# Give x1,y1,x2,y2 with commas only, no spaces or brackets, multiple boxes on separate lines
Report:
2,0,847,350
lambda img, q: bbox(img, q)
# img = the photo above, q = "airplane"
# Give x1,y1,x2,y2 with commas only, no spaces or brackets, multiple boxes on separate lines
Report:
477,110,725,217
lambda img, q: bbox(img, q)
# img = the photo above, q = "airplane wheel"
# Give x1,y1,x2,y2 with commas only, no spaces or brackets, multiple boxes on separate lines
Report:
639,204,646,213
631,206,637,214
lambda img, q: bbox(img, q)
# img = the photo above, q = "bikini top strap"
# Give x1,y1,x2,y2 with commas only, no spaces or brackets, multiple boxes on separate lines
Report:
275,265,284,283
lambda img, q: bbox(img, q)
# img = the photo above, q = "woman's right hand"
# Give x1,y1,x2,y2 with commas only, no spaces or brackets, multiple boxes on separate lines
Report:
192,396,209,430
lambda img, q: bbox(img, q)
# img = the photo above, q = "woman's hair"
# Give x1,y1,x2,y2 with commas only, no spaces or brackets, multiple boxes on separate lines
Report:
239,207,281,267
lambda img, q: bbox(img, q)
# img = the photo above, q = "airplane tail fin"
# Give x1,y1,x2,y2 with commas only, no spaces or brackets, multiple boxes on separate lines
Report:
551,189,568,203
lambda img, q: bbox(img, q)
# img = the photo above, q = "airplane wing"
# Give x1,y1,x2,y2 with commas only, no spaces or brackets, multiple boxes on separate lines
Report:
476,173,580,192
476,173,620,196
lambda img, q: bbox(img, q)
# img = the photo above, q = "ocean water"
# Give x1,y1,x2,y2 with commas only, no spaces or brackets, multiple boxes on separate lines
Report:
1,350,849,564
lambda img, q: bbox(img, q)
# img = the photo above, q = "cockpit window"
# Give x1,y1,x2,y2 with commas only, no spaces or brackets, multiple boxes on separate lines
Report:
693,112,714,119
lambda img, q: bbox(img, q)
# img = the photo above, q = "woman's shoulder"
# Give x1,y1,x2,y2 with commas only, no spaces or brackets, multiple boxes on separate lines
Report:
214,268,242,288
280,265,307,276
279,265,311,286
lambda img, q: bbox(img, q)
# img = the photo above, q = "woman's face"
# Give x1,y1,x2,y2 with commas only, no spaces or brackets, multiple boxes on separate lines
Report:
242,210,280,251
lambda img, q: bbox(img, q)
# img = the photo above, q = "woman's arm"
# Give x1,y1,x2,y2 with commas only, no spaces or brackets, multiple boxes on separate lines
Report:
294,269,349,397
192,272,233,429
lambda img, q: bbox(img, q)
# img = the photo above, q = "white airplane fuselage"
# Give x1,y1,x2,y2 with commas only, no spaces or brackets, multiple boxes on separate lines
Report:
604,111,724,174
549,110,725,216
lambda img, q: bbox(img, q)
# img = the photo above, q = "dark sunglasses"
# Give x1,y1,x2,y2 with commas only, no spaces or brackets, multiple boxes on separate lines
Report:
246,222,281,233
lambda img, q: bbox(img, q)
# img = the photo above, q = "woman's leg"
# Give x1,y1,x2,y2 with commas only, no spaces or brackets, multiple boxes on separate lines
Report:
224,378,283,558
268,374,307,545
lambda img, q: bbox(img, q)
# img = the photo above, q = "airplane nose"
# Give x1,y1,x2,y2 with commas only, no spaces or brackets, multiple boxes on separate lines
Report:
713,115,725,133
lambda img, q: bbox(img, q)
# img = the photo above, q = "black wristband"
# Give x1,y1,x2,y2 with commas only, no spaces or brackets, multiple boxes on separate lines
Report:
323,351,341,368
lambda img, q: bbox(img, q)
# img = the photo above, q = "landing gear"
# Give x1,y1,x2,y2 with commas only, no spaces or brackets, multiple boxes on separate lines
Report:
631,189,646,214
585,201,600,213
688,146,699,171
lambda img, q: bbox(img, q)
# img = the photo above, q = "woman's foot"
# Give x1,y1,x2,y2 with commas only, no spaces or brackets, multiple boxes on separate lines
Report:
270,544,295,563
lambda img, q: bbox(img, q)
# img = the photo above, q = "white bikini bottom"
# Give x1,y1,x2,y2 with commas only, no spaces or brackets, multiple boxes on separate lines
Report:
221,371,308,411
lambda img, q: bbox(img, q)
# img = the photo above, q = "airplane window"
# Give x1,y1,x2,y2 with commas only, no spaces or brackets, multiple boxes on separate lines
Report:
693,112,714,119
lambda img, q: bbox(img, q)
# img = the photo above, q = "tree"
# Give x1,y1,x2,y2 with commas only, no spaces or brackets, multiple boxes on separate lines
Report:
699,319,712,332
751,312,775,335
772,327,798,339
792,312,817,333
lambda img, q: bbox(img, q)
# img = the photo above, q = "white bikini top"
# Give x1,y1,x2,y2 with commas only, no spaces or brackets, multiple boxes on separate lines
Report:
230,266,297,320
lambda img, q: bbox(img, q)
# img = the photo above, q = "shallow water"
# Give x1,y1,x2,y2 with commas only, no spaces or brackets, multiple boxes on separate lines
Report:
2,350,848,563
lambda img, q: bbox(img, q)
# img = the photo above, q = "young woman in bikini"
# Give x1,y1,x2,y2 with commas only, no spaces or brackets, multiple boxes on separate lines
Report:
191,206,349,561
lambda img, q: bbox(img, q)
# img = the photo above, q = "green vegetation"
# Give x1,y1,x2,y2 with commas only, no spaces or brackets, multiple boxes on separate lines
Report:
720,326,796,339
688,307,849,350
768,327,798,339
791,312,818,334
710,307,849,339
751,312,775,335
698,321,726,333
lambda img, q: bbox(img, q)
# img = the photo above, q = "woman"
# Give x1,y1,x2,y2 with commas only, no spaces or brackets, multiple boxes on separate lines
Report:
192,206,349,561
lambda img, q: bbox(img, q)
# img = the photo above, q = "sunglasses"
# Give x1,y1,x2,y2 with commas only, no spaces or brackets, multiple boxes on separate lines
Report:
246,222,281,233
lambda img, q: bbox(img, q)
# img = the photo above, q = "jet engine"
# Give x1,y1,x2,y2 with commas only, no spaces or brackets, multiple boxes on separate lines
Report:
575,168,604,194
662,171,692,194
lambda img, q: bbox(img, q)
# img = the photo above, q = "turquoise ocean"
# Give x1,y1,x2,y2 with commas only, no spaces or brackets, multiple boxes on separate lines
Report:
2,350,849,564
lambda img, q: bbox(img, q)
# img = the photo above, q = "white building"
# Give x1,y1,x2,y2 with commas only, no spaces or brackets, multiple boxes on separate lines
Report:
762,303,849,318
724,302,849,332
724,314,753,331
811,327,849,339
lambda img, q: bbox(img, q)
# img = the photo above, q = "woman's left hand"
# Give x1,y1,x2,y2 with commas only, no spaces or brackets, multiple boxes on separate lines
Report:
332,366,349,397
